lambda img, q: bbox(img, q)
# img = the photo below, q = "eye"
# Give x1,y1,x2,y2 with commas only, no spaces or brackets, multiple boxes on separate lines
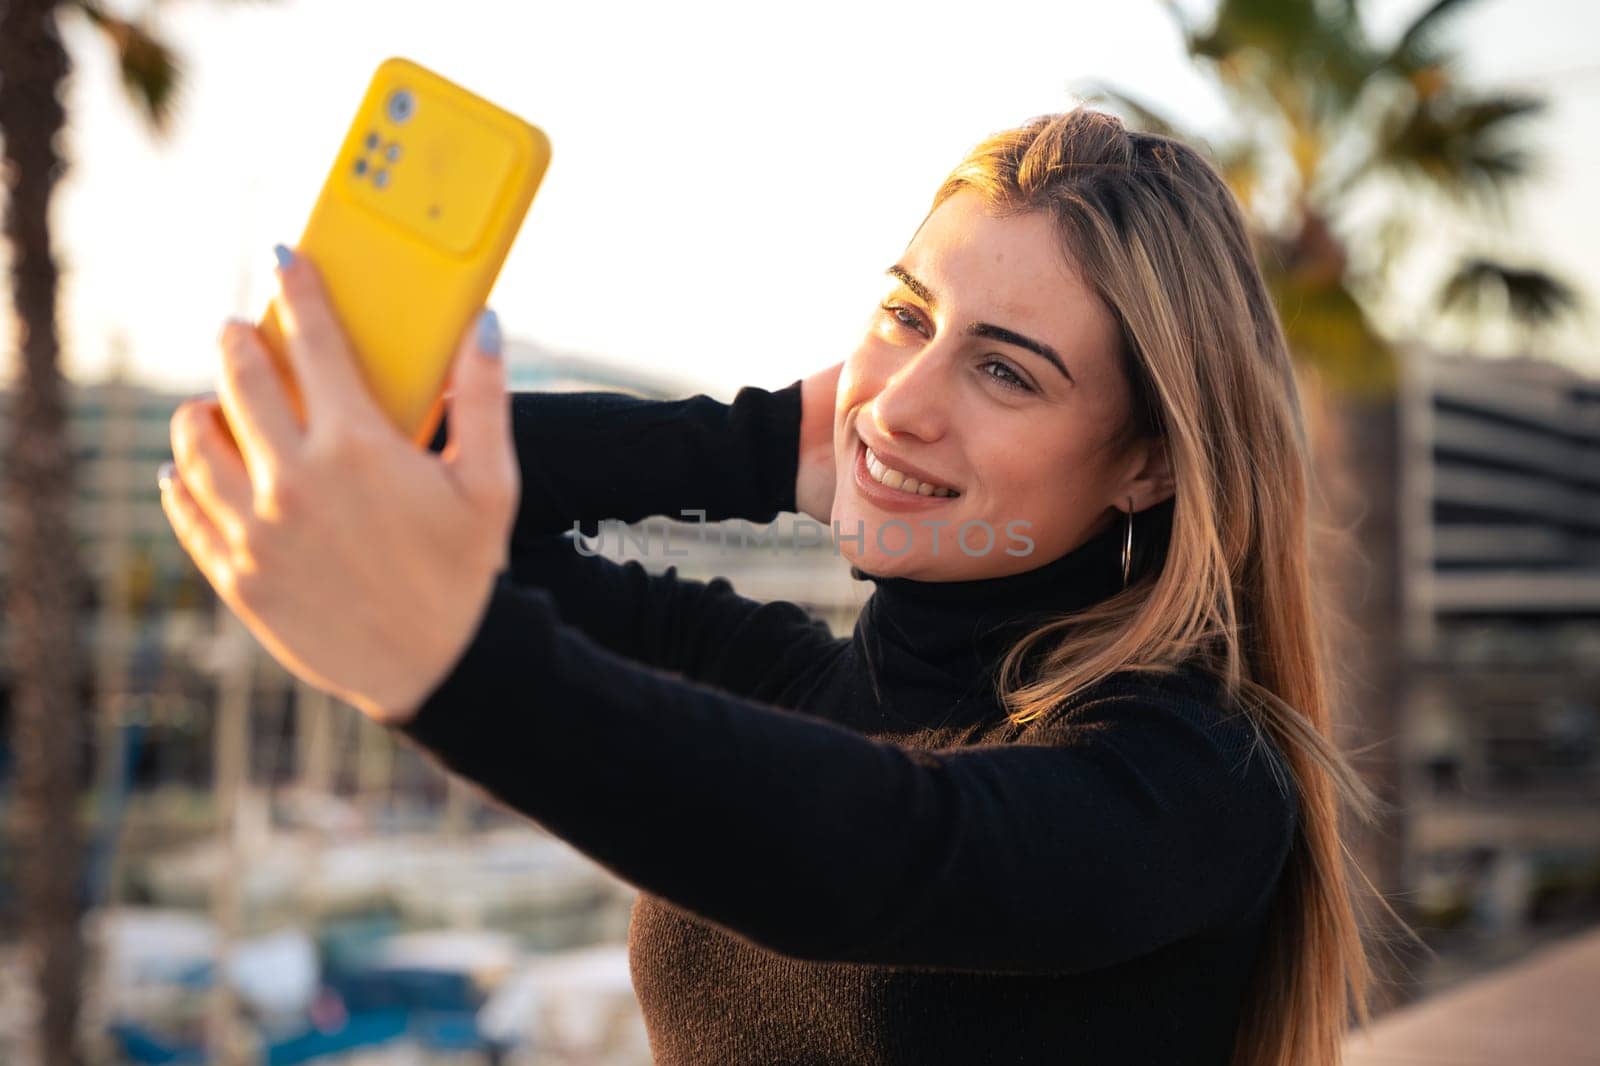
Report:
979,358,1034,394
878,301,1037,395
879,301,923,334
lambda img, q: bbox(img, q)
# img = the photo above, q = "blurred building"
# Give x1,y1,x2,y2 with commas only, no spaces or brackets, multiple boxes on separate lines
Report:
1398,348,1600,939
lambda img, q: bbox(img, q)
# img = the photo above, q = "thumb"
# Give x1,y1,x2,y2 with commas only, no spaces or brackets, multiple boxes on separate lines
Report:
441,307,516,503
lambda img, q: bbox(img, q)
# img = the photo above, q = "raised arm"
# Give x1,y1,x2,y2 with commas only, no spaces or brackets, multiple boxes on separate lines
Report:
428,380,807,546
391,576,1299,976
426,377,846,700
501,534,844,705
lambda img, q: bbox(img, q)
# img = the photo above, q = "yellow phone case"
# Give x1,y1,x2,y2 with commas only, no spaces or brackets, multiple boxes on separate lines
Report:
257,56,550,447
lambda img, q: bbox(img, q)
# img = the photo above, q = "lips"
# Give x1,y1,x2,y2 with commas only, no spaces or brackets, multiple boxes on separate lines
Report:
858,437,961,496
850,437,961,514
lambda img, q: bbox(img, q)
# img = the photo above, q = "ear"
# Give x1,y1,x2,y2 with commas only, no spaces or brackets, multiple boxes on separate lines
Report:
1114,435,1175,512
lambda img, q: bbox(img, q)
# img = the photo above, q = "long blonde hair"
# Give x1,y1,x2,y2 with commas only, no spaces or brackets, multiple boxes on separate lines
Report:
926,108,1420,1064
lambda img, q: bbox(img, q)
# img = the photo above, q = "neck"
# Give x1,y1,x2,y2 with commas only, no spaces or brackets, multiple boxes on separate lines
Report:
846,518,1131,724
849,515,1126,605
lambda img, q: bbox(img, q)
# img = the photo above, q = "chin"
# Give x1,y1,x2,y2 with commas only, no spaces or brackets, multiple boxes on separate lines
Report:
836,535,930,579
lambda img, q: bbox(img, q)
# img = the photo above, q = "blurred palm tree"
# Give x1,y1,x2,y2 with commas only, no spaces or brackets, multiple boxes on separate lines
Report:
1086,0,1582,392
0,3,257,1062
1081,0,1584,1015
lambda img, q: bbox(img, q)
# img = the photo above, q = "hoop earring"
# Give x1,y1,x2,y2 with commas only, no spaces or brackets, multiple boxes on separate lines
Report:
1121,496,1134,589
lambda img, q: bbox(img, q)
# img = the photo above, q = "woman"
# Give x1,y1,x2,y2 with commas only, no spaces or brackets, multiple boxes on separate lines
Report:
163,107,1401,1064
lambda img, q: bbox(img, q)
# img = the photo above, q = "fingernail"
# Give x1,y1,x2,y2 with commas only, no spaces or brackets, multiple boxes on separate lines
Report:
273,244,295,271
477,308,502,358
157,461,175,491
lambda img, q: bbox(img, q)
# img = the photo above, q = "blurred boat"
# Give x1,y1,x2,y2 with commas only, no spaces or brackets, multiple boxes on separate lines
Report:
85,906,649,1064
479,942,649,1062
129,822,633,947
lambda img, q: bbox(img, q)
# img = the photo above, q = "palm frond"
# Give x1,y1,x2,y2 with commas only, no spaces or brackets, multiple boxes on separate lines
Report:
68,0,183,135
1437,257,1584,330
1184,0,1376,108
1188,0,1322,62
1380,0,1483,77
1151,0,1195,46
1373,89,1545,205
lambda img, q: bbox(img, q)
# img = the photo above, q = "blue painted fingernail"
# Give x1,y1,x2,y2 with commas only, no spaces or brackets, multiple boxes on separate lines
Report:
477,308,502,358
273,244,295,270
157,461,175,490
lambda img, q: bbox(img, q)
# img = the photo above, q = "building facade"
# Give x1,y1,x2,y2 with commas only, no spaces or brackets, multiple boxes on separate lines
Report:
1398,349,1600,936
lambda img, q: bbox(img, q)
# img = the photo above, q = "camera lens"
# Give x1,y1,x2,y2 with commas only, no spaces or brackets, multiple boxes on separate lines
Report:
386,88,415,124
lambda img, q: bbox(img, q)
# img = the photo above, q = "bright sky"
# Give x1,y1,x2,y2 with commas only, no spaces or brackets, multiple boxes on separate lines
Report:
19,0,1600,400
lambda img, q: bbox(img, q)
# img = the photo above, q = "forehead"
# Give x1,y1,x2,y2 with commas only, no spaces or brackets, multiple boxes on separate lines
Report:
902,190,1120,378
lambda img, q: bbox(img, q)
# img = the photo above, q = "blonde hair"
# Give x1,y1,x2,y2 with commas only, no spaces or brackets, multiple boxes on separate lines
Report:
926,108,1421,1064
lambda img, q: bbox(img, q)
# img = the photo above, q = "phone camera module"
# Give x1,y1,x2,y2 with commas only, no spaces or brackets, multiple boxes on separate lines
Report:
386,88,415,124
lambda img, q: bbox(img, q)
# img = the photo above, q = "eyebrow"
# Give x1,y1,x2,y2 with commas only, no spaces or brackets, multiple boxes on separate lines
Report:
885,264,1075,385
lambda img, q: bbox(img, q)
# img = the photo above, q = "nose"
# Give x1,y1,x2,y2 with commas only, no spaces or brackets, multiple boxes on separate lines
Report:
865,350,950,445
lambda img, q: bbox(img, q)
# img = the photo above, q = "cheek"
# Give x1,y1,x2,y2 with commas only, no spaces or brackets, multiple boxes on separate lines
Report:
833,357,878,455
836,354,874,410
978,441,1104,519
969,443,1027,501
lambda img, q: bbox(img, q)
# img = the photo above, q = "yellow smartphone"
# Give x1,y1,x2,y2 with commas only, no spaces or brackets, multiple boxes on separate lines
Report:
256,56,551,446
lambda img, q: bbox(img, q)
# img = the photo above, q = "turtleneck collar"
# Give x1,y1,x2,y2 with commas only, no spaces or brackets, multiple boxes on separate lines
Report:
845,517,1130,725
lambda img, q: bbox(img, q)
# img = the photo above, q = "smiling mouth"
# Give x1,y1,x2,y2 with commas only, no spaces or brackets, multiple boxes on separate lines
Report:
861,442,961,498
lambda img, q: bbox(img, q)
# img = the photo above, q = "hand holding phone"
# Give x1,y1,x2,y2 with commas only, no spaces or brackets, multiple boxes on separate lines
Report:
254,57,551,447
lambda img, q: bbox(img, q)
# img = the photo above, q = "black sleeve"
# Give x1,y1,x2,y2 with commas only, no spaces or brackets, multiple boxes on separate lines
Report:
429,379,841,701
392,576,1300,976
428,380,805,543
502,535,844,706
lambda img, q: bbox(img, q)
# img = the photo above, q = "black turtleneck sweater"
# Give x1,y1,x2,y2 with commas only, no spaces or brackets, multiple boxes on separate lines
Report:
401,380,1299,1065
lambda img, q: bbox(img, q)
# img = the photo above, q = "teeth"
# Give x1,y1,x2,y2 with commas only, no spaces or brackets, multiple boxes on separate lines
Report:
865,447,959,497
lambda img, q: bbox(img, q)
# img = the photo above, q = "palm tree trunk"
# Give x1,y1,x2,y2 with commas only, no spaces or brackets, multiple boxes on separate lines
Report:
0,2,92,1063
